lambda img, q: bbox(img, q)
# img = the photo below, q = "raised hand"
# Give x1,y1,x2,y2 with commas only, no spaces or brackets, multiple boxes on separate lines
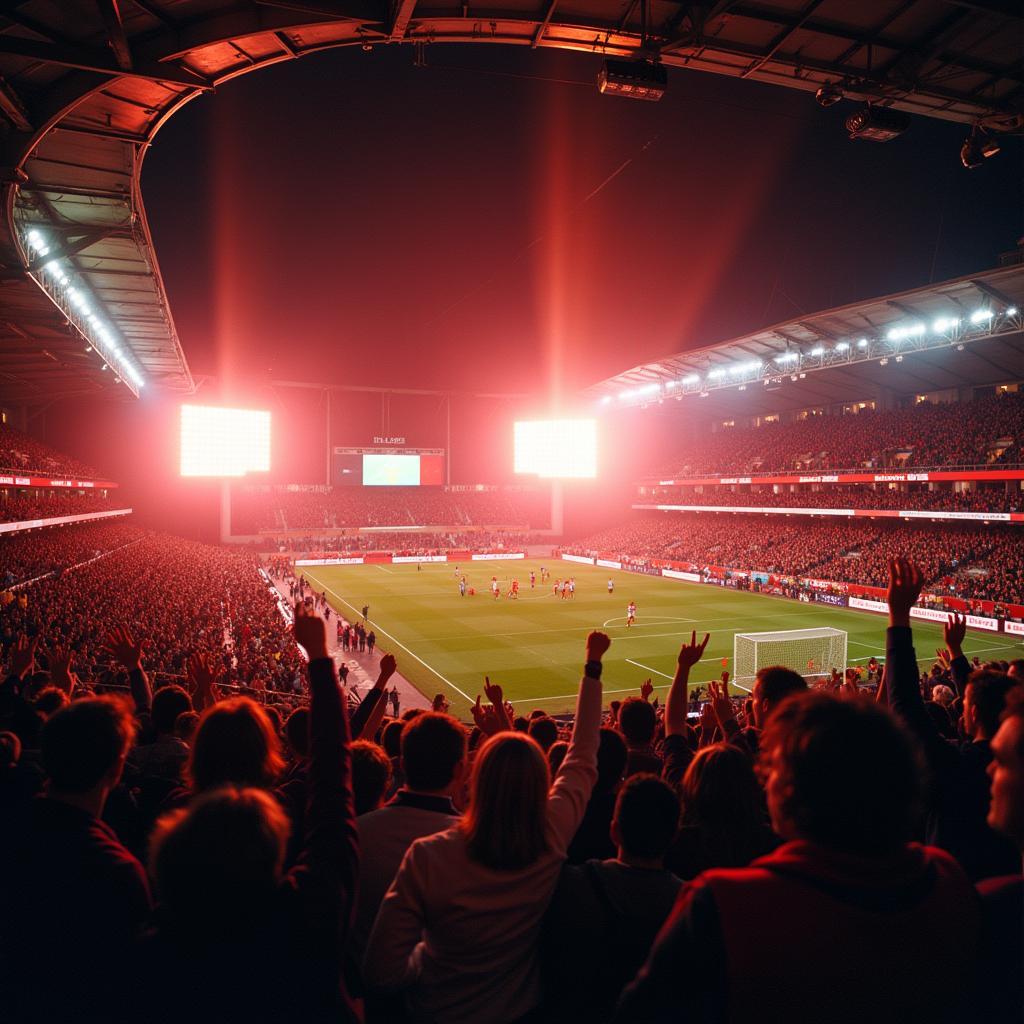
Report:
104,625,146,671
187,652,223,700
8,634,39,680
47,645,78,695
483,675,504,708
293,603,328,661
640,678,654,701
886,557,924,627
708,678,735,728
698,699,717,746
377,652,397,684
943,612,966,659
678,631,711,670
586,631,611,661
471,695,500,736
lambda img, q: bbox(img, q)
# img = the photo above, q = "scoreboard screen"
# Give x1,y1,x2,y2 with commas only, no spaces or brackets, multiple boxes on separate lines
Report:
180,405,271,478
333,448,445,486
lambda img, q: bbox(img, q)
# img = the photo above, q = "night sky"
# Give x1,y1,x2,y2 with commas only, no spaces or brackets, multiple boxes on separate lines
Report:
141,43,1024,400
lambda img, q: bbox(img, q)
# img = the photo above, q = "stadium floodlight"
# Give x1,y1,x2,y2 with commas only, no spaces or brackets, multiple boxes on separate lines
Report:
809,346,823,356
597,59,667,101
960,128,1000,169
845,105,910,142
933,317,959,333
775,352,799,364
734,627,847,687
514,419,597,479
815,82,843,107
970,308,993,324
1007,307,1018,316
682,374,700,385
180,405,271,478
857,338,868,348
708,369,725,380
835,341,849,351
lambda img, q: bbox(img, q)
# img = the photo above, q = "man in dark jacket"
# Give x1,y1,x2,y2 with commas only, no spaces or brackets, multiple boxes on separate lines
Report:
616,690,981,1024
547,773,682,1022
0,695,151,1024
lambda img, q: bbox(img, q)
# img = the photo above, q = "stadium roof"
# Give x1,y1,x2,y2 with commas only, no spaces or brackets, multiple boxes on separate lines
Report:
585,262,1024,416
0,1,1021,406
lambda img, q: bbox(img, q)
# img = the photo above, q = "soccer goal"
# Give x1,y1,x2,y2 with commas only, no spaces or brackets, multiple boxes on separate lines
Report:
733,627,848,689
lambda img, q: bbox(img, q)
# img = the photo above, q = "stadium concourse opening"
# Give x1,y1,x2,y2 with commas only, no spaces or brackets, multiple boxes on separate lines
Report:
1,4,1024,1024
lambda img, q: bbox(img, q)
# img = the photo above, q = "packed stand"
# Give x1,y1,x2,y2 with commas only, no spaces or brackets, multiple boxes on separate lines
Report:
232,486,549,533
651,484,1021,514
2,530,303,696
1,520,142,587
2,553,1022,1024
0,490,124,524
0,422,102,478
569,513,1023,603
657,391,1024,477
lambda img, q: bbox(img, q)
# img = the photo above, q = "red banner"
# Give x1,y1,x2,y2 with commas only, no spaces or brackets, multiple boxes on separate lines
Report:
649,468,1024,487
0,474,118,489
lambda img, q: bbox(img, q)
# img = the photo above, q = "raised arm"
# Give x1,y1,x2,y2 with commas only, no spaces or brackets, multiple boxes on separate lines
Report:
546,631,608,853
352,652,396,740
104,626,151,714
666,632,708,737
942,612,971,698
288,604,358,936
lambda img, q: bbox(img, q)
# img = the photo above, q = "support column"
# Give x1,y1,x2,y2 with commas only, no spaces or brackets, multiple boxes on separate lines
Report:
550,481,564,536
220,480,232,544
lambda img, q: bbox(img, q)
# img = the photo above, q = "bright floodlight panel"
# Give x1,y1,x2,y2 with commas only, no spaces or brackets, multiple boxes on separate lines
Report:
514,419,597,479
180,405,271,477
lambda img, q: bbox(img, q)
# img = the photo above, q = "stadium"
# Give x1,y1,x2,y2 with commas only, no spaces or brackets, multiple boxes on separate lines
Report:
1,3,1022,1023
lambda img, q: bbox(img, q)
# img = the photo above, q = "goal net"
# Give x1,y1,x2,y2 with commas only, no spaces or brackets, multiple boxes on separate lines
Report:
733,627,848,689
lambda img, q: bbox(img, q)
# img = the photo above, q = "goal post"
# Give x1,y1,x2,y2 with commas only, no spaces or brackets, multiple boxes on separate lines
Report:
733,627,848,689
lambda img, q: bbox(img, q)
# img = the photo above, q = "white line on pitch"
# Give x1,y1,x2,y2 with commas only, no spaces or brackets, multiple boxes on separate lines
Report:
625,658,674,680
304,573,474,703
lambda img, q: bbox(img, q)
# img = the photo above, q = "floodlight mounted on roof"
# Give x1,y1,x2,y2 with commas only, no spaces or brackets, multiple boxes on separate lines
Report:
846,105,910,142
598,59,667,101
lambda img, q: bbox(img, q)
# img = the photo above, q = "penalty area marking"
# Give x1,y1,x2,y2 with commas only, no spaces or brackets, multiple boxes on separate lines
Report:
603,615,697,628
303,573,474,703
625,657,752,693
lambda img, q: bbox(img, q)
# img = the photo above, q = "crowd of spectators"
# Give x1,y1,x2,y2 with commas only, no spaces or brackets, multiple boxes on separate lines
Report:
1,521,141,587
1,524,303,695
232,487,549,533
658,391,1024,477
0,422,101,479
647,485,1021,515
0,490,124,524
569,514,1022,603
274,530,540,560
1,558,1021,1023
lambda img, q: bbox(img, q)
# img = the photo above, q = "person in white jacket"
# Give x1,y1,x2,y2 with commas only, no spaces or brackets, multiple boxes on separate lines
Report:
363,631,611,1024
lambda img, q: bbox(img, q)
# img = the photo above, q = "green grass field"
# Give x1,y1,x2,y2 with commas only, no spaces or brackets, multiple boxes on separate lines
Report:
300,559,1023,719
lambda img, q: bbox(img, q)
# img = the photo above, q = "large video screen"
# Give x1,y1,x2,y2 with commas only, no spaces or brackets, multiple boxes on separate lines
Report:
333,451,445,486
364,454,420,486
514,419,597,478
180,405,271,477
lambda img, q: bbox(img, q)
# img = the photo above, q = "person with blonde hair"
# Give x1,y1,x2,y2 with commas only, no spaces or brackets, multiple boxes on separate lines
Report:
364,631,610,1024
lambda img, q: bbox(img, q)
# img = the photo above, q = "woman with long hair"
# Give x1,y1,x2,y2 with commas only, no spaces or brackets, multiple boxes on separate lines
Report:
364,632,610,1024
668,742,776,878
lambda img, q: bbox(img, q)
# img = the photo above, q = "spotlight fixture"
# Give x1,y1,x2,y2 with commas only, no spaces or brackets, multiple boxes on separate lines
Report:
846,105,910,142
815,82,843,107
597,59,667,101
960,127,1000,169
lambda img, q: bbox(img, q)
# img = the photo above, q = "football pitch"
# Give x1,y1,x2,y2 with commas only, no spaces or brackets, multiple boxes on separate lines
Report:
300,559,1024,719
